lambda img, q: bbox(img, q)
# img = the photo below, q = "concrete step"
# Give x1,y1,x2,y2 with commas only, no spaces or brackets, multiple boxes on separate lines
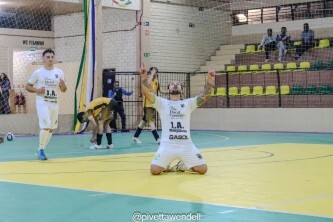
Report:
205,60,229,66
211,55,235,61
216,48,242,55
200,65,225,72
220,44,244,50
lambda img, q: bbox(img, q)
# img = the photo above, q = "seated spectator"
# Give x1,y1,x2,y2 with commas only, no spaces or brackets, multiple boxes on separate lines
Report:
295,23,315,61
276,27,290,62
258,28,277,62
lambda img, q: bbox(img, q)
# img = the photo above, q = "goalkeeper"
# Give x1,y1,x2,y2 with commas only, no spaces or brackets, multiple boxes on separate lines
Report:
77,97,118,149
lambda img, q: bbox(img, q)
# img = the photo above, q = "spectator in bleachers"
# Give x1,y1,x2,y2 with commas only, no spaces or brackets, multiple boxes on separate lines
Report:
295,23,315,61
258,28,277,62
276,27,290,62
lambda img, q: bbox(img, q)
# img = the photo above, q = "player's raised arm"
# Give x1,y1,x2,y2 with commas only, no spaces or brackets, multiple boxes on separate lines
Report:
140,64,156,104
196,67,215,107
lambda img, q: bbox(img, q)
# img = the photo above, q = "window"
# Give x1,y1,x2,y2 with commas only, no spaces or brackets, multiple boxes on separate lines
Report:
310,1,324,18
263,7,276,23
278,6,292,22
248,9,261,24
293,3,310,20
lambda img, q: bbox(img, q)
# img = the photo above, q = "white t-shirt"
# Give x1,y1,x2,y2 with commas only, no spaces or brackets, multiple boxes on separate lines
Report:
153,96,198,144
27,67,65,102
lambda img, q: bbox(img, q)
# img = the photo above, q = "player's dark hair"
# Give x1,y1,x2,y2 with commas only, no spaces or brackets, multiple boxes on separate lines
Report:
77,112,85,123
43,49,55,57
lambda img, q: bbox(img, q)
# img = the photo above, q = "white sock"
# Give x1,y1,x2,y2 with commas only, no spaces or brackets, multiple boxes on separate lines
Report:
45,132,53,147
39,130,49,150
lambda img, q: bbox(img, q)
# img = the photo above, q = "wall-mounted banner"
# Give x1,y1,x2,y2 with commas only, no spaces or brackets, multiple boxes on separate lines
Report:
102,0,141,10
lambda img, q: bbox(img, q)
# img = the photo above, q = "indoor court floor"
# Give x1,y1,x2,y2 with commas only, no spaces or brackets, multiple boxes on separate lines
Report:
0,131,333,222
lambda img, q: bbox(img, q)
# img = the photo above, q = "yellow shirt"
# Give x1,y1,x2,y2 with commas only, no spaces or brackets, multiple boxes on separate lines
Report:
144,79,159,108
85,97,112,118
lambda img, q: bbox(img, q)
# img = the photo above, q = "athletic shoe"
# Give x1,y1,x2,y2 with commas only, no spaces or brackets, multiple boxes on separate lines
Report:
121,129,129,132
156,138,160,144
132,137,142,144
107,144,114,149
265,59,270,62
37,149,47,160
89,143,102,150
278,58,282,62
170,161,186,172
284,49,288,55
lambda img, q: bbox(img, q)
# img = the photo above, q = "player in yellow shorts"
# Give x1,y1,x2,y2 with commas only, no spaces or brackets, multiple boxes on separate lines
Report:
132,67,167,144
77,97,118,149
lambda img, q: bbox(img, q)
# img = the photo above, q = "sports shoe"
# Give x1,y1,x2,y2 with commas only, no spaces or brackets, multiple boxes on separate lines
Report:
284,49,288,55
132,137,142,144
170,161,186,172
106,144,114,149
89,143,102,150
278,58,282,62
156,138,161,144
37,149,47,160
265,59,270,62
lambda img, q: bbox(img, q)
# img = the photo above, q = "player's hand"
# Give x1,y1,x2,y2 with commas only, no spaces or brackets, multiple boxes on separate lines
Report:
139,63,148,81
207,66,215,86
60,79,66,87
37,87,45,94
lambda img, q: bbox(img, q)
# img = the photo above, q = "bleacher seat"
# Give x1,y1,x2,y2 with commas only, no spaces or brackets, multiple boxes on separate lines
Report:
265,86,278,95
290,85,304,95
318,84,333,95
273,63,284,70
229,87,239,96
249,64,259,72
312,61,325,70
227,66,236,72
243,45,256,53
302,84,317,95
286,62,297,69
294,41,301,46
325,60,333,70
210,88,216,96
316,39,330,49
237,65,247,72
261,64,271,70
252,86,263,96
216,87,226,96
299,61,310,69
280,85,290,95
240,86,251,96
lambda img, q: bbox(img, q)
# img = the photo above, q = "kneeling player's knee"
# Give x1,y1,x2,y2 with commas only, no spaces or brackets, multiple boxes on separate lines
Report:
192,165,207,175
150,166,163,175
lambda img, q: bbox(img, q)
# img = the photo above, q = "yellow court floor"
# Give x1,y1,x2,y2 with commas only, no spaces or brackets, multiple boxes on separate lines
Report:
0,143,332,218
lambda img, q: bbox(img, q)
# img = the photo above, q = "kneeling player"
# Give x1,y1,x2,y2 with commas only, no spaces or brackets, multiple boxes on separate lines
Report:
77,97,118,149
139,64,215,175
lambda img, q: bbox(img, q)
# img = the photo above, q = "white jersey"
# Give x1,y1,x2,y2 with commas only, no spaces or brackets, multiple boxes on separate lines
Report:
27,67,65,103
153,96,198,144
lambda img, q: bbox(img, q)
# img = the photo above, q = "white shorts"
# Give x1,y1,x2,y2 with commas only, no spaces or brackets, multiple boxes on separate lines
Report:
151,142,205,169
36,99,59,129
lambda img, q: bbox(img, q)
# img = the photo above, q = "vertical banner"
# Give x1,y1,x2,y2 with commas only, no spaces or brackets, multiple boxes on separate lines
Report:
73,0,96,133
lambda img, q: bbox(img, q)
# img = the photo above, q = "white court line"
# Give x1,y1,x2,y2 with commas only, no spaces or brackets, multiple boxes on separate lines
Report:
0,180,332,219
218,210,235,214
88,193,112,197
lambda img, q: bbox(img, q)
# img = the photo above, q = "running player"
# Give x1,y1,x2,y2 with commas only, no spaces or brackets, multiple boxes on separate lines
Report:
26,49,67,160
77,97,118,149
132,67,167,144
139,64,215,175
